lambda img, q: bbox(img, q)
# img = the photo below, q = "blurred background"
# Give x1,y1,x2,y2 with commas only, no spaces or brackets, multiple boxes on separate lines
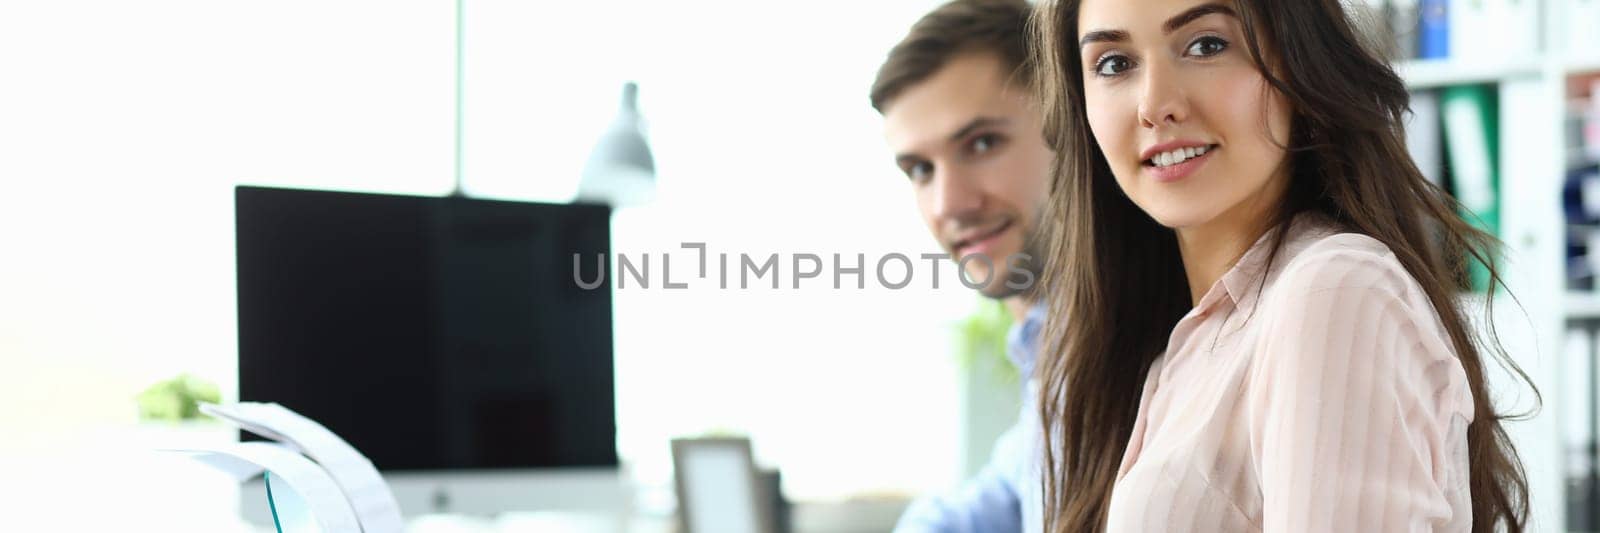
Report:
2,0,1600,531
0,1,993,531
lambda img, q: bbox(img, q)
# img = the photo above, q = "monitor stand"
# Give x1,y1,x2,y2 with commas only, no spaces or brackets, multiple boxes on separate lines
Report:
239,467,632,526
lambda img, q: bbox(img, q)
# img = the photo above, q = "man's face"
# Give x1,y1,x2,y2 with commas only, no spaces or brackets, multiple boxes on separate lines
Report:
882,51,1053,299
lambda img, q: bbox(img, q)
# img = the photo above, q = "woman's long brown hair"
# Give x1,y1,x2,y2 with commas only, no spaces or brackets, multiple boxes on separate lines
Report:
1027,0,1533,531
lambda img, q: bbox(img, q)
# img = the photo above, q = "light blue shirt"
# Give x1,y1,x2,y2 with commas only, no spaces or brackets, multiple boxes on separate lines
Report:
893,304,1045,533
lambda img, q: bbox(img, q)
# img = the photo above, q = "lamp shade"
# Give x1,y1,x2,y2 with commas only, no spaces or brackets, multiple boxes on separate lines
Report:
577,82,655,207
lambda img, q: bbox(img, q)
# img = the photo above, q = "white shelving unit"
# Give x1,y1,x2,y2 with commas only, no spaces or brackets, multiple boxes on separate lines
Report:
1556,0,1600,529
1390,1,1598,531
1568,291,1600,320
1397,57,1544,89
1570,55,1600,76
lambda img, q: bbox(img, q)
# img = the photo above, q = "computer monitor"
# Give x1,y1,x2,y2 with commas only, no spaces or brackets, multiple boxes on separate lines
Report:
234,186,625,518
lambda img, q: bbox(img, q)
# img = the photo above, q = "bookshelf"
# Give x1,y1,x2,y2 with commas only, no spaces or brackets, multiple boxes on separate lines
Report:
1570,56,1600,76
1567,292,1600,320
1397,57,1544,89
1380,0,1599,530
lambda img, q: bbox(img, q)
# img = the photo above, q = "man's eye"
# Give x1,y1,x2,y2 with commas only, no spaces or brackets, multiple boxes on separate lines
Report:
1095,55,1133,77
908,161,933,183
972,134,998,154
1186,36,1229,57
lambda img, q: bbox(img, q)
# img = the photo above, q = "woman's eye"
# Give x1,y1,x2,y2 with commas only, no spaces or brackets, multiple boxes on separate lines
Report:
1094,55,1133,77
1186,36,1229,57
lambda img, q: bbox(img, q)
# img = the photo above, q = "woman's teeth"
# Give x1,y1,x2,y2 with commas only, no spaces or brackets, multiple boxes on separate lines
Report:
1149,145,1211,167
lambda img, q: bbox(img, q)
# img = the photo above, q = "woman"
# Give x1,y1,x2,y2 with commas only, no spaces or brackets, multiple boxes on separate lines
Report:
1027,0,1531,531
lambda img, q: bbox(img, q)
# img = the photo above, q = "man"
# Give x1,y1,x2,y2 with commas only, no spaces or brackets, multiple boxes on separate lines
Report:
870,1,1051,532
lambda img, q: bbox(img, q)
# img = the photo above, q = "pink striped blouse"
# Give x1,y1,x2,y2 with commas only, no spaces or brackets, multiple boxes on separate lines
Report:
1103,214,1474,532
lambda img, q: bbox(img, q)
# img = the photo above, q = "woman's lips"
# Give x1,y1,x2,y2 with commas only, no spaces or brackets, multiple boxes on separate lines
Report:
1143,145,1217,183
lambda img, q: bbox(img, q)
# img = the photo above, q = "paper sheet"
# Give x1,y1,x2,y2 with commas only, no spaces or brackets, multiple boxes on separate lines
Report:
201,402,406,533
169,441,363,533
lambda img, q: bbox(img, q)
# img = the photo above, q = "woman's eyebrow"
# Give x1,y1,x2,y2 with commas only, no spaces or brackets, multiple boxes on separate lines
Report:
1079,3,1239,49
1161,3,1237,34
1079,29,1128,49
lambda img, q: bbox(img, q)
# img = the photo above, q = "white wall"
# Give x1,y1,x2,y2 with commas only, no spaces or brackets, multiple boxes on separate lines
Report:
0,0,983,507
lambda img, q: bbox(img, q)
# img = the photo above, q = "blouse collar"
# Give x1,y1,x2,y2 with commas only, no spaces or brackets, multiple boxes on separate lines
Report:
1202,211,1341,317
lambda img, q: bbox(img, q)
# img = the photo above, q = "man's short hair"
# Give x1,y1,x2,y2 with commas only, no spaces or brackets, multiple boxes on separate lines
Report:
870,0,1035,113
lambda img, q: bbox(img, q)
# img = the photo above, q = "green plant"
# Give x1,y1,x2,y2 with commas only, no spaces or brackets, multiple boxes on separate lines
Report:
136,373,221,422
954,298,1017,384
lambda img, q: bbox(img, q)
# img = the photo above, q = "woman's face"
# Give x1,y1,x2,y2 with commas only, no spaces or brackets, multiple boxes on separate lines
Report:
1077,0,1292,231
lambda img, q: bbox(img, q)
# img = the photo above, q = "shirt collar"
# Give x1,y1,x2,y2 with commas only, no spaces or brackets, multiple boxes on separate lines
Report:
1208,212,1339,316
1006,301,1047,379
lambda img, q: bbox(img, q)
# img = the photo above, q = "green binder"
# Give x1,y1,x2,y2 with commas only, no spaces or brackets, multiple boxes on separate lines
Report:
1440,84,1499,292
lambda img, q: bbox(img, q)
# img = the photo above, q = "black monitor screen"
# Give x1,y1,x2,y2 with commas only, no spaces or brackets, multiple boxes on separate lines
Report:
235,186,616,471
